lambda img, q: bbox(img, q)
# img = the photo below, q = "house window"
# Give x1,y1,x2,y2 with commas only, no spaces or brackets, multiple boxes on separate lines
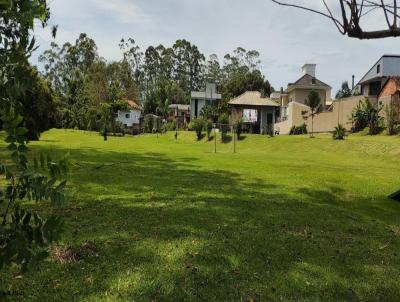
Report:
377,64,381,74
125,113,130,118
311,78,316,84
181,112,185,116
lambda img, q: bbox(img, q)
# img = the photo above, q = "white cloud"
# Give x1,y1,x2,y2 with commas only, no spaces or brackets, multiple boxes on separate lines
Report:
88,0,152,25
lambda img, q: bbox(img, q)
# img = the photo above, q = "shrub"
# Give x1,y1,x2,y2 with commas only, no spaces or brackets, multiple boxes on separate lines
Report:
351,100,383,134
289,123,308,135
333,124,346,140
235,118,243,139
205,119,213,140
351,102,368,132
165,120,177,131
218,113,230,142
385,102,399,135
144,116,153,133
192,117,204,140
263,124,274,137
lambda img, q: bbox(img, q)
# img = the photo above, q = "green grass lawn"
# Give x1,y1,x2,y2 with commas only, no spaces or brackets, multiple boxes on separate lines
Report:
1,129,400,301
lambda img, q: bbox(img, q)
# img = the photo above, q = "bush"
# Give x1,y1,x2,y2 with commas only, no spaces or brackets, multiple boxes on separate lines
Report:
192,117,204,140
235,118,243,139
351,100,383,135
289,123,308,135
218,113,230,142
205,119,213,140
333,124,346,140
144,116,153,133
165,120,177,131
351,102,368,132
385,102,399,135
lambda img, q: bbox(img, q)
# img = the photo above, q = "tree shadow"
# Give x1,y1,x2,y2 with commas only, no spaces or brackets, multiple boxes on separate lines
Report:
2,145,400,301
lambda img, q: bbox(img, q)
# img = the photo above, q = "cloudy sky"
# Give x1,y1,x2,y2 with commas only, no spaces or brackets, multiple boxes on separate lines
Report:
33,0,400,93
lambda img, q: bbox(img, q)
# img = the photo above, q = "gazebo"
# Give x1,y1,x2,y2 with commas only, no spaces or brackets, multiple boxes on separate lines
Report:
228,91,280,134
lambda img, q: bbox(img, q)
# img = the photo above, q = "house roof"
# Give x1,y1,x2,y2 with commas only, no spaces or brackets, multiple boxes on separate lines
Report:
228,91,279,107
168,104,190,111
125,99,143,111
287,74,331,91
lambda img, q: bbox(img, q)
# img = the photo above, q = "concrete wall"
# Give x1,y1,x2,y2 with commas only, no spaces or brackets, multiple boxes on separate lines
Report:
275,96,377,134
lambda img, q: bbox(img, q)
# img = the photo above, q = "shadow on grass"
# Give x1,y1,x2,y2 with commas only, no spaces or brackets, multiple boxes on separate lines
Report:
3,145,400,301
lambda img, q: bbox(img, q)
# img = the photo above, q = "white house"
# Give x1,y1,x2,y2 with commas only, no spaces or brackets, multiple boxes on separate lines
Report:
190,83,222,120
116,100,143,130
356,54,400,97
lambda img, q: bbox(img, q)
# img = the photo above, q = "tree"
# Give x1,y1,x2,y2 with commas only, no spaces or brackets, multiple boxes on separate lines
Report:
306,90,321,137
0,0,69,280
335,81,352,99
18,66,57,140
272,0,400,39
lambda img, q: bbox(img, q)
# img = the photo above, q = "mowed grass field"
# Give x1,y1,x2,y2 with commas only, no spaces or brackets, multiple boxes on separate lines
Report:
1,129,400,301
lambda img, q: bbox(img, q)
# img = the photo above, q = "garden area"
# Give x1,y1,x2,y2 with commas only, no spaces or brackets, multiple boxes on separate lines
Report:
1,129,399,301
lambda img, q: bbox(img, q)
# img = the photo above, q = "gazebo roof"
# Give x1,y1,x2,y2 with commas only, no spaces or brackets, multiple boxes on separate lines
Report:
228,91,279,107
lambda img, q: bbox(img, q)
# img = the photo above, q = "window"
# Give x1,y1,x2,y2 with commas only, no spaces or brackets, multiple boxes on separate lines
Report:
311,78,316,84
125,113,130,118
377,64,381,74
181,112,185,116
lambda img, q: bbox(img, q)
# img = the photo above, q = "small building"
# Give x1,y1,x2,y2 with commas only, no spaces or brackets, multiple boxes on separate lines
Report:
190,83,222,120
229,91,279,134
168,104,190,128
116,100,143,132
356,54,400,97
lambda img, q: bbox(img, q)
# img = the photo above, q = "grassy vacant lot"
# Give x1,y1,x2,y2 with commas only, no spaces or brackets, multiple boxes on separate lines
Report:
1,129,400,301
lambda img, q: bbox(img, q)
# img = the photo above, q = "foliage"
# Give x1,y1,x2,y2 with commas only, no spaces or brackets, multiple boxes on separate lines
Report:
39,36,275,128
17,66,57,140
289,124,308,135
385,101,399,135
143,115,154,133
0,0,71,279
200,104,218,122
333,124,346,140
351,101,369,132
351,100,383,135
235,118,243,139
335,81,352,99
306,90,321,137
192,117,204,140
0,107,68,276
218,113,230,142
205,119,213,141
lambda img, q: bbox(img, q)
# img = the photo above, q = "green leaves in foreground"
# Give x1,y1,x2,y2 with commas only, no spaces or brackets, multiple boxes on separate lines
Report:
0,108,69,274
0,208,63,273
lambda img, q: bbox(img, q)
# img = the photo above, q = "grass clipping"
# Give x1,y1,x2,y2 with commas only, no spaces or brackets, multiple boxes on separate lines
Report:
50,242,98,264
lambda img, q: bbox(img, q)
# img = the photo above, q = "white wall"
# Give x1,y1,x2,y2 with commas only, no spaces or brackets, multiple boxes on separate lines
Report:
116,109,141,127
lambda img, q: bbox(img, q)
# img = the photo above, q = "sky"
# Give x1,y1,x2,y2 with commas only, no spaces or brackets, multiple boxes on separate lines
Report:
33,0,400,93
